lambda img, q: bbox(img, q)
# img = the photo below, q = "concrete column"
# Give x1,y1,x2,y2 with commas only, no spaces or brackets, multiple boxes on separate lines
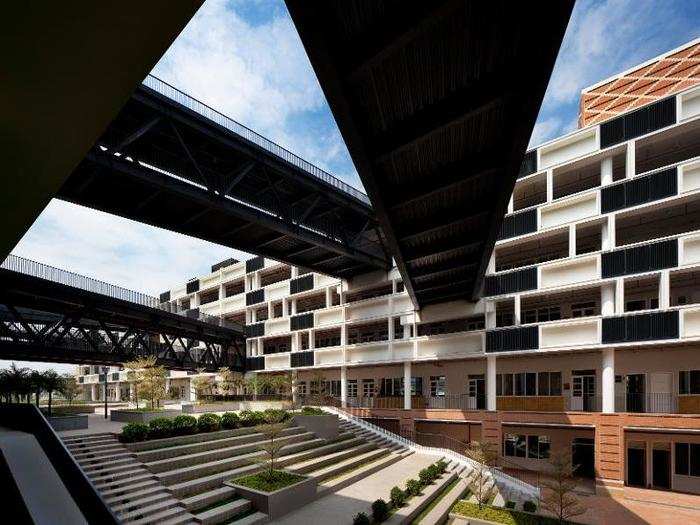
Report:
291,332,299,352
601,215,615,251
485,300,496,330
507,195,514,214
601,156,613,186
292,371,298,404
602,348,615,414
388,317,395,341
268,301,274,319
487,252,496,274
513,295,521,326
291,299,297,315
191,293,200,307
403,361,411,410
487,355,497,411
91,384,97,402
569,224,577,257
308,330,314,350
341,324,347,346
291,266,299,278
341,366,348,408
615,279,625,314
659,270,670,309
114,383,121,401
325,287,332,307
129,383,135,404
601,282,616,316
626,141,635,178
546,169,554,202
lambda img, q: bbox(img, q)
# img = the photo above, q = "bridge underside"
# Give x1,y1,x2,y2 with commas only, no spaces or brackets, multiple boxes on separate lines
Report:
59,81,390,279
287,0,573,307
0,270,245,371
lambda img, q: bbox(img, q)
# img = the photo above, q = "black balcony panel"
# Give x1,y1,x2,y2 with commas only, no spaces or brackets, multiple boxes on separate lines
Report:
185,308,200,319
246,356,265,371
602,310,679,344
484,267,537,296
246,257,265,274
159,291,170,303
601,167,677,213
498,208,537,240
518,150,538,179
600,97,676,149
111,373,119,381
291,350,314,368
246,288,265,306
186,279,200,294
601,238,678,278
486,326,539,353
245,322,265,338
290,274,314,295
211,257,239,273
290,312,314,331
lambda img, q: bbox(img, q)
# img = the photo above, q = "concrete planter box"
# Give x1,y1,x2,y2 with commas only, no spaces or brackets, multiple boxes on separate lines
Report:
48,414,88,431
110,409,180,423
182,400,291,413
291,414,338,440
226,474,317,520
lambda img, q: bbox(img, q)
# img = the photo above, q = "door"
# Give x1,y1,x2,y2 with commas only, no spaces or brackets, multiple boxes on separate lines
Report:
572,375,596,411
627,443,646,487
572,438,595,479
468,376,485,410
652,446,671,489
626,374,646,413
649,373,673,413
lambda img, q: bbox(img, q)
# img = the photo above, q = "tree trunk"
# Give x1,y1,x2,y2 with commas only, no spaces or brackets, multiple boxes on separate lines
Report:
48,391,52,417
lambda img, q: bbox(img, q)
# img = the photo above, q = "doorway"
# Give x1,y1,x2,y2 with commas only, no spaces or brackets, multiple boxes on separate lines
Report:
572,374,596,411
627,442,646,487
468,375,485,410
572,437,595,479
652,443,671,489
626,374,646,413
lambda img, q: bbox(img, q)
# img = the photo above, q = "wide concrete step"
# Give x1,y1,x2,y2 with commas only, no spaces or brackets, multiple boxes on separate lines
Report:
83,459,141,476
111,490,174,515
126,427,262,453
65,438,119,451
120,497,184,523
228,511,268,525
99,478,161,499
157,436,325,485
318,450,410,497
90,466,152,484
62,431,113,443
146,431,316,473
104,483,168,506
287,441,375,474
136,427,307,463
72,448,130,462
194,498,251,525
94,470,155,491
309,447,391,482
182,486,237,512
127,505,191,525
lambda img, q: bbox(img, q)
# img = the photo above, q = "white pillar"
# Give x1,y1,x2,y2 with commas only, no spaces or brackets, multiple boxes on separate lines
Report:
601,156,613,186
487,355,497,411
325,287,332,307
388,317,395,341
659,270,670,309
601,282,616,316
602,348,615,414
601,215,615,251
626,141,635,178
615,279,625,313
292,371,298,405
403,361,412,410
291,299,297,315
485,300,496,330
513,295,521,326
569,225,577,257
91,384,97,402
507,195,514,214
487,252,496,274
546,169,554,202
341,366,348,408
114,382,121,401
129,383,135,404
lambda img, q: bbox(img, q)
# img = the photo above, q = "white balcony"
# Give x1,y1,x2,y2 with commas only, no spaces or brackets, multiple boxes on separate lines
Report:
539,318,600,349
345,342,391,364
539,254,599,289
315,347,343,366
265,317,289,336
265,353,290,370
345,296,391,321
315,307,343,327
416,332,483,360
539,127,598,170
539,191,598,230
265,280,288,302
221,293,245,311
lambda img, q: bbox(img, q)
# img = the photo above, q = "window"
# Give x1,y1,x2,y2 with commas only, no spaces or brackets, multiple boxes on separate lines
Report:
693,444,700,477
411,377,423,396
496,312,514,327
538,372,562,396
381,378,402,396
571,302,596,318
297,382,307,396
506,434,549,459
347,380,357,398
322,380,341,397
679,371,700,395
522,307,561,324
527,435,551,459
430,376,446,397
676,442,689,476
363,379,375,397
626,300,647,312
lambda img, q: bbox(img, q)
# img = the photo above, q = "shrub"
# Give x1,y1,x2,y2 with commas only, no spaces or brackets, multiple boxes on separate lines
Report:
390,486,406,508
148,417,174,439
352,512,370,525
239,410,265,427
263,408,290,422
371,499,390,522
120,422,149,443
435,459,448,473
172,415,198,435
418,467,432,485
505,500,516,509
197,413,221,432
221,412,240,429
405,478,422,496
427,464,440,480
300,406,324,416
523,500,537,513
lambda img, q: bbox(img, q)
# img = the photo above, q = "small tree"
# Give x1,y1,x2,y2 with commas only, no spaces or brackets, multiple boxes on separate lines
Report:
139,361,167,409
124,357,152,408
270,372,292,397
30,370,44,406
42,370,63,417
191,369,215,402
61,373,80,405
309,370,327,406
464,440,498,509
255,410,288,480
540,449,586,523
217,367,244,397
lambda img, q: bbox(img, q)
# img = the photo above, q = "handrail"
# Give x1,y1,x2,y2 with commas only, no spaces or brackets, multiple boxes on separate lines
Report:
142,75,371,206
1,254,239,330
0,403,119,524
321,405,540,500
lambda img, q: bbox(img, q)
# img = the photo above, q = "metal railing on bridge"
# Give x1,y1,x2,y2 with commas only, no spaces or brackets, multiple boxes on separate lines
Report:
1,254,238,330
142,75,370,205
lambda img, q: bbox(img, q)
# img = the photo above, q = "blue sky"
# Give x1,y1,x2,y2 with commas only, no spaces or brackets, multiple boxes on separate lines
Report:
6,1,699,374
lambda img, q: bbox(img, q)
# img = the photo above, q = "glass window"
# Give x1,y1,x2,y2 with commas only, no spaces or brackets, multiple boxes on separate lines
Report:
515,435,527,458
538,372,550,396
363,379,375,397
514,373,524,396
538,436,551,459
680,371,689,395
676,443,689,476
496,374,503,397
692,371,700,395
297,382,307,396
347,380,357,398
525,373,537,396
504,434,517,457
430,376,446,397
550,372,562,396
503,374,513,396
691,444,700,477
527,435,539,459
411,377,423,396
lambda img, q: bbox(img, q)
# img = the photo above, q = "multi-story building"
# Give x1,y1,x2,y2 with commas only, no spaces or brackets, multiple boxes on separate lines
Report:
80,40,700,496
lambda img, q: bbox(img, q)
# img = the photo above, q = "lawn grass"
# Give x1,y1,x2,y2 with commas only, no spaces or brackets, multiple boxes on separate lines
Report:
451,501,580,525
413,476,464,523
233,470,305,492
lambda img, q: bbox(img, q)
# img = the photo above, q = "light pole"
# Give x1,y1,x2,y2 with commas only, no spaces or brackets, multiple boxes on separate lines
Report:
101,366,109,419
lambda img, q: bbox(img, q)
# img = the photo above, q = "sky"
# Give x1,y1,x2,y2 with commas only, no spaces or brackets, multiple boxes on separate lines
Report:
5,0,699,374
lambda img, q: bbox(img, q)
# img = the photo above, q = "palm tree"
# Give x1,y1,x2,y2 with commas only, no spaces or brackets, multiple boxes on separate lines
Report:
42,370,64,417
0,370,11,403
6,363,31,403
270,373,292,397
30,370,45,406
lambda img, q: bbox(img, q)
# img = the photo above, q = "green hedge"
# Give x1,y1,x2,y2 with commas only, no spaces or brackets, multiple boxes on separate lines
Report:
451,501,580,525
42,405,94,416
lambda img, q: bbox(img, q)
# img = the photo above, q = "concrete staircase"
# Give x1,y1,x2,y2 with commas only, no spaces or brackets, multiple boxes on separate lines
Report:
63,420,411,525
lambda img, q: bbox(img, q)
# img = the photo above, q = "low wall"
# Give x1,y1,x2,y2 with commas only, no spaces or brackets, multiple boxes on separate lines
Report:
182,400,291,413
48,415,88,431
110,409,180,423
227,475,317,520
